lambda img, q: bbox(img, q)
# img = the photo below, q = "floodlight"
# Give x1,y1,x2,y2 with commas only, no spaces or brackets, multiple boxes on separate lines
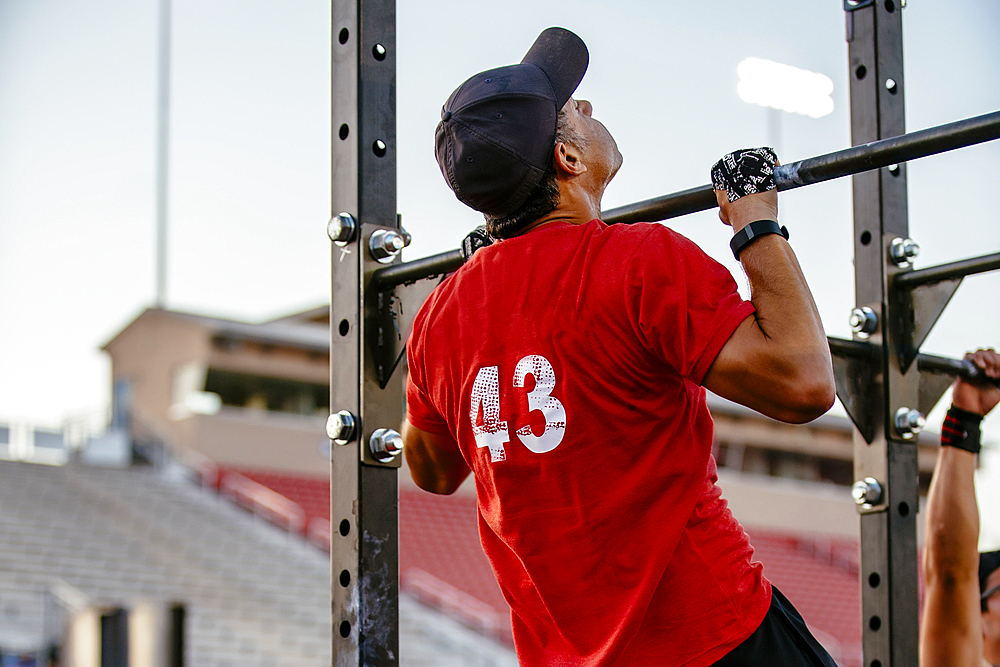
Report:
737,57,834,118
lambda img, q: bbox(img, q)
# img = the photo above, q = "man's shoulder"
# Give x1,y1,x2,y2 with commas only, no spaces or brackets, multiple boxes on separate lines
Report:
594,220,706,263
414,270,456,312
597,219,687,243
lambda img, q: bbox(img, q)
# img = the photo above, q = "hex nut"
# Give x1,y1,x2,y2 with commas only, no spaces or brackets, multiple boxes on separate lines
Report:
852,477,882,506
849,307,878,337
890,237,920,266
894,407,925,440
328,213,358,245
326,410,357,445
369,428,404,462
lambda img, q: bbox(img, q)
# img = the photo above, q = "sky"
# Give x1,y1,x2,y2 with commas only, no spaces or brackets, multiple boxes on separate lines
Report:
0,1,998,539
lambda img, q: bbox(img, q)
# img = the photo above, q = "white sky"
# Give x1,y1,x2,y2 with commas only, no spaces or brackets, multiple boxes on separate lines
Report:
0,1,998,541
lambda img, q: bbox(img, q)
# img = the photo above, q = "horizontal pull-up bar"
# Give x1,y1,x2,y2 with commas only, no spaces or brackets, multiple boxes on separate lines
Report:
604,109,1000,224
828,336,1000,387
893,252,1000,289
374,110,1000,289
372,249,463,289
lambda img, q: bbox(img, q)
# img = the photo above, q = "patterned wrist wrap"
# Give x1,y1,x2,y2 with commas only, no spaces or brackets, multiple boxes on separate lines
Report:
941,405,983,454
461,225,495,260
711,147,778,203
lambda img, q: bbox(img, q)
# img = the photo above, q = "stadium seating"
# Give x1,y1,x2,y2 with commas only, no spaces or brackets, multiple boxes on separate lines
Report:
222,467,865,666
0,460,517,665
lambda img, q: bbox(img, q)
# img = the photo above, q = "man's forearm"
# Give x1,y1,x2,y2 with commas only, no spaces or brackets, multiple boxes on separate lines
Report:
740,234,830,370
705,232,835,423
920,352,998,667
704,177,835,423
928,353,997,575
924,446,980,582
919,444,983,667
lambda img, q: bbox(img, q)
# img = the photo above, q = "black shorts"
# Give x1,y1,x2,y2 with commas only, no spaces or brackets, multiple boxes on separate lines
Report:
712,586,839,667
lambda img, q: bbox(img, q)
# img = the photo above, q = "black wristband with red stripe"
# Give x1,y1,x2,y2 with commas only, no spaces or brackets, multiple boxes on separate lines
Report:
941,406,983,454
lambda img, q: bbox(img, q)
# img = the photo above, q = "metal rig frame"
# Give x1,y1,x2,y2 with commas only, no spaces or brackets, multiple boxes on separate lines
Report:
328,1,1000,664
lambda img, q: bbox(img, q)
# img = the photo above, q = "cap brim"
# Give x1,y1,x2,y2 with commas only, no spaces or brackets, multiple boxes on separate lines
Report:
521,27,589,109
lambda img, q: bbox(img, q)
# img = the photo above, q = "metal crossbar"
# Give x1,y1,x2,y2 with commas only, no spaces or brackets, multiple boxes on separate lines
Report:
603,110,1000,224
372,111,1000,290
894,252,1000,289
828,337,1000,387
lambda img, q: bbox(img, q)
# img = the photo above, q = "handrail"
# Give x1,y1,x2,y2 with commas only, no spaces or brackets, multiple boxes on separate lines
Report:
219,472,306,535
176,447,220,489
401,568,509,641
307,517,331,553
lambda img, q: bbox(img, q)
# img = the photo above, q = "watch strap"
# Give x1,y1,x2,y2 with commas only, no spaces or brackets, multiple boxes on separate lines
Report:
730,220,789,260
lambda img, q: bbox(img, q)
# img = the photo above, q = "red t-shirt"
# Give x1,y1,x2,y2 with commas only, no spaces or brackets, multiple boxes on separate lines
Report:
406,219,770,666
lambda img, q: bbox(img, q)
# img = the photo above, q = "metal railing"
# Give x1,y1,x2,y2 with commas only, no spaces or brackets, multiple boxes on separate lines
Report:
219,471,306,535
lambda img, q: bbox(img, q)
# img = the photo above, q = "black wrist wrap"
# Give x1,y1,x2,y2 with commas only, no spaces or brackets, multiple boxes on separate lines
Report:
710,147,778,203
941,406,983,454
461,225,495,260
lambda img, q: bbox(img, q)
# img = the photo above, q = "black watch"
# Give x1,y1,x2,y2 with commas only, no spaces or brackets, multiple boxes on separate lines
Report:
730,220,789,260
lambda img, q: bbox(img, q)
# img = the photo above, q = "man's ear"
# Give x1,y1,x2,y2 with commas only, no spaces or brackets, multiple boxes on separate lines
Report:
553,141,587,177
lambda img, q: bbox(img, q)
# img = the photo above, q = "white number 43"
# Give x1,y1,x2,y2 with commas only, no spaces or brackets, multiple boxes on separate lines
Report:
469,354,566,462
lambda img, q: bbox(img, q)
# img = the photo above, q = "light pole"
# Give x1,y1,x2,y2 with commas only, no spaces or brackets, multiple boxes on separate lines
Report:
155,0,171,308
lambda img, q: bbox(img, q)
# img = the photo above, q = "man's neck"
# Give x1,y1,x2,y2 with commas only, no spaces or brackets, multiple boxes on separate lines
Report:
518,208,598,235
518,179,605,234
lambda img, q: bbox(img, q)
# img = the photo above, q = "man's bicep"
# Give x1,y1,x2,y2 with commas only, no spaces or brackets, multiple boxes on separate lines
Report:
703,311,834,424
702,315,768,408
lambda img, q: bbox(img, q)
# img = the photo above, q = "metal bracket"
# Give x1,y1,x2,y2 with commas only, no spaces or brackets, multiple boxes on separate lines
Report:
844,0,875,10
833,342,994,428
360,223,406,469
890,275,962,373
830,337,881,444
370,269,445,390
369,281,405,390
917,365,958,417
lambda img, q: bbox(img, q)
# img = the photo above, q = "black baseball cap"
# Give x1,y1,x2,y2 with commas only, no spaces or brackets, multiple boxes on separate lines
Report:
434,27,589,218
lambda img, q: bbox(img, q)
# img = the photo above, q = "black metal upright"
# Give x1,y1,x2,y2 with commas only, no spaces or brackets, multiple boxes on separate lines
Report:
845,2,919,665
330,0,402,664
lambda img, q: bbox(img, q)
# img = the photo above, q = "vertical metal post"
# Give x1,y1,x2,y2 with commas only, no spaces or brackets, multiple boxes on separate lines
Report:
846,1,920,665
330,0,401,665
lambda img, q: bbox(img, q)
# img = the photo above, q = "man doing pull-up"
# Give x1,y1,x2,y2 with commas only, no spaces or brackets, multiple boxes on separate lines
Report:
921,348,1000,667
403,27,838,666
